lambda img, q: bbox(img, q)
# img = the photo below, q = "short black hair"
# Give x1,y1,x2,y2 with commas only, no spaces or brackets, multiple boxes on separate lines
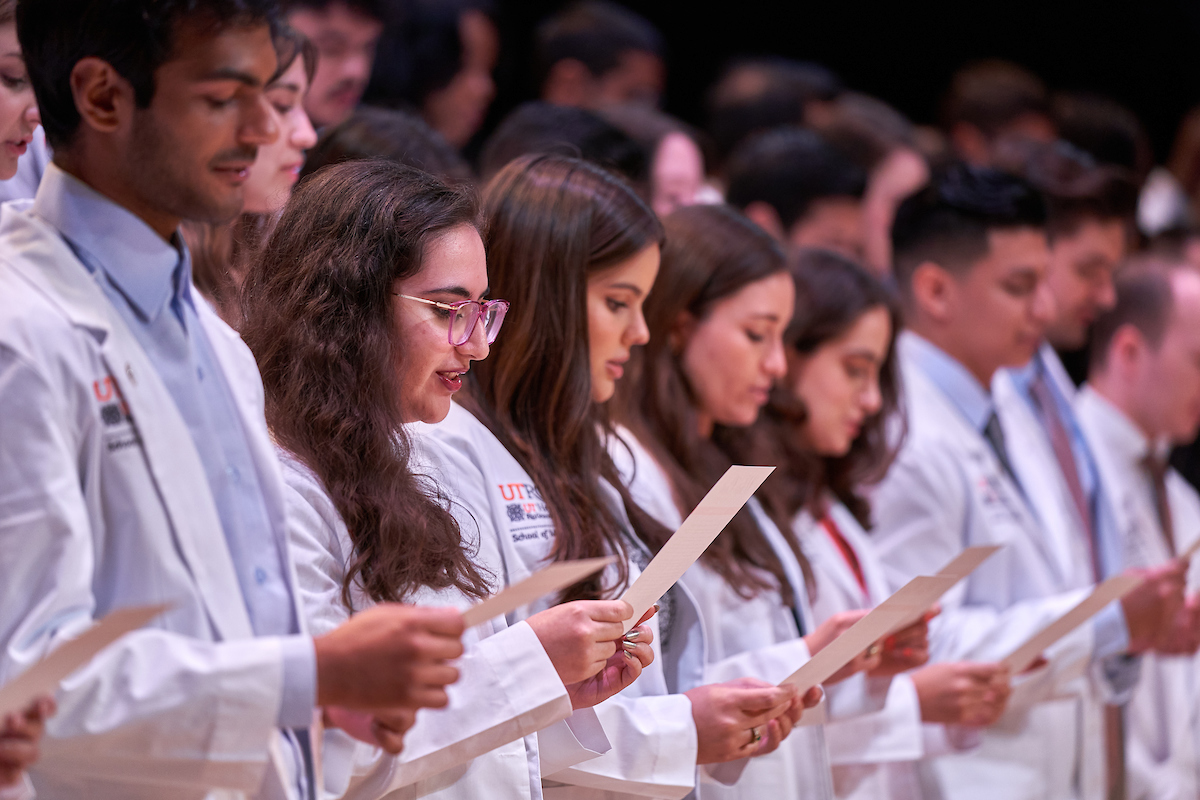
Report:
534,0,662,85
941,59,1050,138
1017,140,1138,238
1090,258,1178,372
891,162,1046,291
1053,91,1153,179
706,57,843,169
282,0,384,19
478,101,647,185
725,126,866,230
301,105,474,184
19,0,282,150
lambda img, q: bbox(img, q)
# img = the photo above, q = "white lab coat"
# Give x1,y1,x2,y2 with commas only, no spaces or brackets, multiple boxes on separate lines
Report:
871,333,1110,800
0,200,308,798
803,500,974,800
608,426,844,800
1077,387,1200,800
281,451,587,800
411,403,698,800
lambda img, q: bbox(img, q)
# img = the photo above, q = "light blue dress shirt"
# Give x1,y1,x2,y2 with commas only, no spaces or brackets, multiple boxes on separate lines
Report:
30,165,317,731
908,334,1130,662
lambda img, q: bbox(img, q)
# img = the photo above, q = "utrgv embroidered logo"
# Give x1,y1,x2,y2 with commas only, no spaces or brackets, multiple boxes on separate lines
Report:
93,376,132,427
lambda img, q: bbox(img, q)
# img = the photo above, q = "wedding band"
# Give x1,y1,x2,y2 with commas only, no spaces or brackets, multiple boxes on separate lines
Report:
750,726,762,744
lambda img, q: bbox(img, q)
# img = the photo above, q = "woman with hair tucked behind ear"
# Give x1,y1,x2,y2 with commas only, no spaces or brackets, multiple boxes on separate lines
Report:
0,0,41,197
413,154,814,800
755,249,1011,800
610,204,910,799
242,159,655,799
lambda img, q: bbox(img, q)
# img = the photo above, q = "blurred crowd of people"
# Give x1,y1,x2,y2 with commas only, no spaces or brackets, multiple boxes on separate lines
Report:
5,2,1200,800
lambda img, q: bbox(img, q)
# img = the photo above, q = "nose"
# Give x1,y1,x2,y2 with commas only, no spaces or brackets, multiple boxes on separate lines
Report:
627,308,651,347
244,94,280,147
458,313,491,361
291,108,318,150
1095,271,1117,313
346,48,374,83
763,335,787,379
1031,278,1057,328
862,375,883,415
22,100,39,131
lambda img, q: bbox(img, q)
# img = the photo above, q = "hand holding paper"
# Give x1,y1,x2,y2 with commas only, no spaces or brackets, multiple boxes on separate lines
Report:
619,465,774,634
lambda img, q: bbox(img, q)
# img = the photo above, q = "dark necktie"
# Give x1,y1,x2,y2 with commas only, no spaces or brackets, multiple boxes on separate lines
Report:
1142,451,1176,556
982,411,1019,485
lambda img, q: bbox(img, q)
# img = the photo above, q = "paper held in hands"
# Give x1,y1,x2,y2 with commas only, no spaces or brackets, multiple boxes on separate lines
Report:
1002,573,1144,673
0,604,170,718
778,545,1003,692
462,556,617,627
618,465,775,634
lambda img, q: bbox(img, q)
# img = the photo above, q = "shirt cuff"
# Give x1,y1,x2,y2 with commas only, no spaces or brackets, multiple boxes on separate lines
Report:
1091,601,1130,661
279,634,318,729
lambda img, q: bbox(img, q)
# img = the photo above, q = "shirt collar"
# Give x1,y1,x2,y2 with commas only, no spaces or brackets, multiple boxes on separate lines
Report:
31,163,189,323
1079,384,1161,462
901,331,995,432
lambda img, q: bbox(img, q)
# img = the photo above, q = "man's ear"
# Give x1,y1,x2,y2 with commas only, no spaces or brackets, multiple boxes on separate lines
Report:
1110,324,1146,373
70,56,135,137
541,58,595,108
742,201,786,243
910,260,956,323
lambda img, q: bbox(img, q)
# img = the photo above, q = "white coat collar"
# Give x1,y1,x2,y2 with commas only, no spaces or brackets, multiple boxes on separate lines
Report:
1078,385,1161,464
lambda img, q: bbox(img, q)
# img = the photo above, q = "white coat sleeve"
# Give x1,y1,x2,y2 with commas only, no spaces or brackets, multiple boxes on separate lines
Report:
280,463,577,799
871,437,1094,712
0,347,286,793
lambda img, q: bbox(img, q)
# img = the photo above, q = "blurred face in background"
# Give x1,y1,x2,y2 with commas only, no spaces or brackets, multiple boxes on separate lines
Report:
1042,216,1126,349
0,21,38,181
1123,271,1200,443
243,56,318,214
595,49,664,108
787,306,891,457
422,10,499,149
650,132,704,218
288,1,382,127
788,197,865,260
678,271,794,435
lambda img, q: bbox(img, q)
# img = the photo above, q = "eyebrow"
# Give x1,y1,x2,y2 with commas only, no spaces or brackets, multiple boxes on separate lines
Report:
425,285,488,300
198,68,265,88
843,348,881,362
748,312,781,322
607,282,645,297
267,81,302,93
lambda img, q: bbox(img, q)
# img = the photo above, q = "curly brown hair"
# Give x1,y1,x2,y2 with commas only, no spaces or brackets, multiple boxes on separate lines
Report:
241,160,491,608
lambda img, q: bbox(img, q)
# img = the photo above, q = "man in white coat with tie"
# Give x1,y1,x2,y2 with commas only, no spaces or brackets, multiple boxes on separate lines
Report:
1078,260,1200,800
0,2,468,798
994,144,1196,800
871,164,1181,800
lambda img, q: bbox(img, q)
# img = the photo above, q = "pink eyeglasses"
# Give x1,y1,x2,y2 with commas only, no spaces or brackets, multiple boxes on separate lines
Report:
395,294,510,346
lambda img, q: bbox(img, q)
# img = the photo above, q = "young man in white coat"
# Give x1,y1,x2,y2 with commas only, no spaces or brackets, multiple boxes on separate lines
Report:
993,144,1193,800
1078,261,1200,800
0,2,469,798
871,163,1181,800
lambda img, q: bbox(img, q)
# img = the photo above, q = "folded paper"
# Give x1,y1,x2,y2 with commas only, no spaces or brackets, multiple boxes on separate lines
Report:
619,465,774,634
1002,574,1143,673
463,556,617,627
0,604,170,717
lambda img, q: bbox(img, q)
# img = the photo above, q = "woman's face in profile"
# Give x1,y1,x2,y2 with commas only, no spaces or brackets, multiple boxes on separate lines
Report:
391,224,491,424
0,22,38,182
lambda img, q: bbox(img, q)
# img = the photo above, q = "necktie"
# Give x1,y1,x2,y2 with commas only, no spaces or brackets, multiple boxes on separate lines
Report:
1142,450,1176,556
1029,370,1102,580
982,411,1019,485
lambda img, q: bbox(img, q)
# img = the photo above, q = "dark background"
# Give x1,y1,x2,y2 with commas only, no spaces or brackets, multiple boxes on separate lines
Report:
486,0,1200,162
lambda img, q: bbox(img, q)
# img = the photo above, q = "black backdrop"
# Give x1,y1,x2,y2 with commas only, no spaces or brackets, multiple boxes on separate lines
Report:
484,0,1200,162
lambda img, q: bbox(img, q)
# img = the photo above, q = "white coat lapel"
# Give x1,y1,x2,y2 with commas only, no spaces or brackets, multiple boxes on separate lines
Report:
8,209,255,641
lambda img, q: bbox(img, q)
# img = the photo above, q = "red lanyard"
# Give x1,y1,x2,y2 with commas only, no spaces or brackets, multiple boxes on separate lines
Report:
821,515,868,596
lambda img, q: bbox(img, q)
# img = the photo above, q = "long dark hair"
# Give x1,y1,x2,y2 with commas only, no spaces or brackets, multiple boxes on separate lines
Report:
758,249,905,529
464,153,669,602
241,160,491,608
614,203,811,605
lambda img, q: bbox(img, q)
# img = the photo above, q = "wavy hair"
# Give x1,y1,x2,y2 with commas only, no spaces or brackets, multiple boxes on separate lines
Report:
613,203,812,605
464,153,669,602
241,160,491,607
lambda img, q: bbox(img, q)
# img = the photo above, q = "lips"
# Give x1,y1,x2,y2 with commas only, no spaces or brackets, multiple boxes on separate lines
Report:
437,370,466,392
213,163,253,185
3,140,27,158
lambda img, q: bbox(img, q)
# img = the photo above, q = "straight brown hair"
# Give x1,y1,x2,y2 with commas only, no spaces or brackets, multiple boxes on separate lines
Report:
464,153,670,602
614,203,812,605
